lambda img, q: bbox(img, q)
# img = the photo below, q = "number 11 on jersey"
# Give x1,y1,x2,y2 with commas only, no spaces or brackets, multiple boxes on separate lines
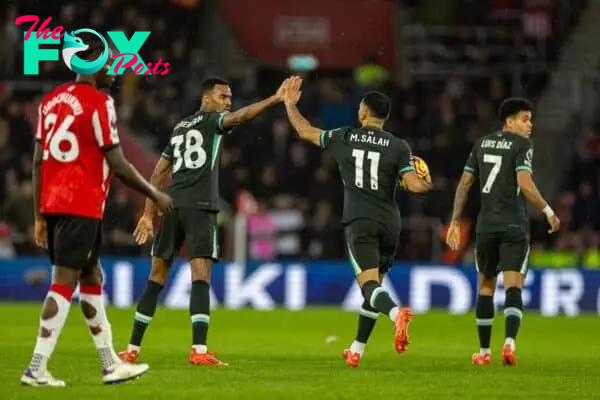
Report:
352,149,380,190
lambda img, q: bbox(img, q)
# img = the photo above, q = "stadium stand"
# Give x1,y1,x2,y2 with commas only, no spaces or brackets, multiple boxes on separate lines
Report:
0,0,597,267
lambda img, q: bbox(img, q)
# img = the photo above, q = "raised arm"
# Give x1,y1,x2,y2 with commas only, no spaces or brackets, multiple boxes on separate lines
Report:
285,102,321,146
221,95,280,129
280,76,322,145
221,77,295,129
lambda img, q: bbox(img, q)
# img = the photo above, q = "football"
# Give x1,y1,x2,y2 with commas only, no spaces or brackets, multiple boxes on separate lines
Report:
399,156,431,190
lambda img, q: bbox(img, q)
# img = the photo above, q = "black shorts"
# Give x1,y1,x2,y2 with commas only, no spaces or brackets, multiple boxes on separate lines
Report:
44,214,102,270
344,219,399,276
151,208,219,262
475,231,530,278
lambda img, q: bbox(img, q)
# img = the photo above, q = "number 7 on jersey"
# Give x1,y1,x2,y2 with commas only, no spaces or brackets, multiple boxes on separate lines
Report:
482,154,502,193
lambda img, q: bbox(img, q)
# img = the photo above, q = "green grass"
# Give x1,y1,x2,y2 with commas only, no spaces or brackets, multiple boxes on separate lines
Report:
1,304,598,399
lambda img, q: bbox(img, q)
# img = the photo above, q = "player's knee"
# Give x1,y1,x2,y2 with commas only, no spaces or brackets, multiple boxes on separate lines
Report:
503,271,523,289
79,265,102,286
53,266,79,289
190,258,213,282
41,297,59,320
149,258,172,284
479,275,496,296
357,268,380,287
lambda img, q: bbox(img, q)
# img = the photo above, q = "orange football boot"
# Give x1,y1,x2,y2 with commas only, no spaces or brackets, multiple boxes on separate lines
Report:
502,344,517,367
118,349,139,363
189,349,229,366
342,349,361,368
394,307,412,353
471,353,491,365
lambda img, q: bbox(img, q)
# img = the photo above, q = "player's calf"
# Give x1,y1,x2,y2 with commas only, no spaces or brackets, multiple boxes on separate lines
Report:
24,267,78,383
475,293,494,358
503,286,523,353
79,283,121,372
359,276,412,354
122,278,165,360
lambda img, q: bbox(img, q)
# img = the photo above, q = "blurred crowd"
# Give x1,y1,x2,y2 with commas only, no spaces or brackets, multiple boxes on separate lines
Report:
0,0,598,266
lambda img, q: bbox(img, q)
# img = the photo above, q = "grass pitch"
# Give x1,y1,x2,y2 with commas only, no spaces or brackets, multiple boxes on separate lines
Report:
1,304,598,399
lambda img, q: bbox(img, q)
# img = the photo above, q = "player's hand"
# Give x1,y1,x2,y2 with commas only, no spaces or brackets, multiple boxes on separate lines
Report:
154,191,173,215
547,214,560,234
445,221,461,251
283,76,303,105
133,214,154,245
34,218,48,249
274,78,289,102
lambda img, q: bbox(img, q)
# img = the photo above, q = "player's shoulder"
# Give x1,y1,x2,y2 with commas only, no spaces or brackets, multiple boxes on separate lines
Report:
329,126,353,136
511,133,533,148
172,111,205,133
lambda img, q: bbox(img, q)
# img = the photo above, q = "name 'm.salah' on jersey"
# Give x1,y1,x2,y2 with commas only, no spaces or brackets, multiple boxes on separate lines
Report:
37,82,120,220
464,130,534,233
320,126,414,228
161,111,231,211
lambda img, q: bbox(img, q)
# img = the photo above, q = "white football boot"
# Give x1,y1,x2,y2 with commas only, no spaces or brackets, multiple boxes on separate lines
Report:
21,369,66,387
102,362,149,384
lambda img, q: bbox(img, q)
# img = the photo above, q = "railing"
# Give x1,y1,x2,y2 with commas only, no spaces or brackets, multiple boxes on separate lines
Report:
400,24,551,94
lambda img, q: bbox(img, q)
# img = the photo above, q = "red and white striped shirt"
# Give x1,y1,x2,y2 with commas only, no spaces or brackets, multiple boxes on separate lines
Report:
36,82,120,220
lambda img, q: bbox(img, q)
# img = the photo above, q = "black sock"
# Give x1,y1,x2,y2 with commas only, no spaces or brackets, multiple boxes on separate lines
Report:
361,280,397,317
475,295,494,350
130,280,163,347
504,287,523,344
355,301,378,343
190,280,210,348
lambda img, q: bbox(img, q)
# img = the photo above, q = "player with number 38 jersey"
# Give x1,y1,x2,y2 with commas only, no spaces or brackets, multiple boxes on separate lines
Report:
119,76,295,367
161,111,226,210
37,82,119,218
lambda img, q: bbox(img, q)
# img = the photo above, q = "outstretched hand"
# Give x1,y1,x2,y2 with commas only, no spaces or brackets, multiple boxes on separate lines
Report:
282,76,303,106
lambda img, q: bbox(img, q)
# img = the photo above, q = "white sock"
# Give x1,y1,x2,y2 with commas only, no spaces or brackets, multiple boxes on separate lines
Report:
127,344,141,353
29,286,73,377
79,288,120,370
388,307,399,321
505,337,516,351
349,341,366,356
192,344,208,354
480,348,491,355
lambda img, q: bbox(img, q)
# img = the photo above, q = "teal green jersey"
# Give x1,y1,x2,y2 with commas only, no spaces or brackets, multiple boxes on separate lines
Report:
321,126,414,228
161,111,230,210
464,130,534,233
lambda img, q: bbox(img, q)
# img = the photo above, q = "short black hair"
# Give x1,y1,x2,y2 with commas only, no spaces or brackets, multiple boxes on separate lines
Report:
201,77,230,94
79,40,107,61
498,97,533,122
361,91,391,119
